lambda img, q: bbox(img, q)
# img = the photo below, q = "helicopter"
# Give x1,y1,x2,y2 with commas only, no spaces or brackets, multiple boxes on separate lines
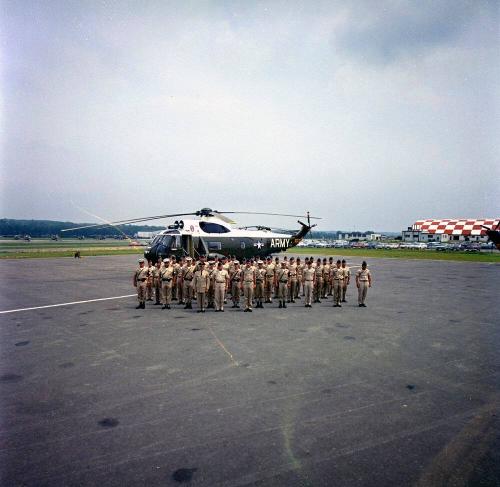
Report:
62,208,320,261
482,221,500,250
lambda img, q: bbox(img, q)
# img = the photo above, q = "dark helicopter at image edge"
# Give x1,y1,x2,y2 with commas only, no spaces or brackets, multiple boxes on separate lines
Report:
62,208,321,261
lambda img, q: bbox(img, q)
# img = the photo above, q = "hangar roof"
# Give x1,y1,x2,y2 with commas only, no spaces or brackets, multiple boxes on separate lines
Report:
412,219,499,236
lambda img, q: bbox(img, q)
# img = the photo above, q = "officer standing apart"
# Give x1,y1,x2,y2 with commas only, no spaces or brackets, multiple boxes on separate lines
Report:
214,261,229,311
193,262,210,313
133,258,149,309
331,259,344,307
275,261,290,309
356,261,372,307
341,259,350,302
242,261,256,312
302,259,315,307
159,258,174,309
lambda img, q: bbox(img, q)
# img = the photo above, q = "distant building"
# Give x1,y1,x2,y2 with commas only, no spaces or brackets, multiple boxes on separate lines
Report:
402,219,499,243
135,231,160,239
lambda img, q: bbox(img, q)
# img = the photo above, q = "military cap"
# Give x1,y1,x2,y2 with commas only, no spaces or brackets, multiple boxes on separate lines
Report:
186,257,192,261
257,260,264,264
208,260,215,265
163,258,169,263
138,258,145,263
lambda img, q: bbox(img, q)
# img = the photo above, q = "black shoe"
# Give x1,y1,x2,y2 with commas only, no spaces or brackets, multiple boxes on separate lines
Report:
244,309,248,312
172,297,178,301
232,304,237,308
197,310,202,313
135,304,142,309
291,300,295,303
154,301,161,305
166,305,171,309
283,303,287,308
362,304,367,307
142,302,146,309
236,304,240,308
201,309,205,313
162,305,167,309
278,302,283,308
184,305,190,309
359,304,363,307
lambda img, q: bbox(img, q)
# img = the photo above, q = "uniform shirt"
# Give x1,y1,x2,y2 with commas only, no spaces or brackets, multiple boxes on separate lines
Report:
193,270,210,293
276,267,289,283
173,263,181,277
356,268,371,281
330,267,344,280
135,266,149,281
256,267,266,282
342,266,350,281
207,267,216,284
303,267,315,281
222,263,230,274
151,266,161,278
159,266,174,281
242,267,256,283
265,263,275,278
314,265,323,279
322,263,330,279
229,268,242,283
296,264,304,278
214,269,229,284
288,263,297,279
182,264,196,280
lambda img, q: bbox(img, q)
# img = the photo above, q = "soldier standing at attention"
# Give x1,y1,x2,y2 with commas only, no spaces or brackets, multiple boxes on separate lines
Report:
327,257,334,296
255,260,266,308
275,261,290,309
146,260,154,301
242,261,256,312
206,261,216,309
159,258,174,309
295,257,303,299
313,258,323,303
321,258,330,299
356,261,372,307
331,259,344,307
302,259,315,308
152,261,162,305
287,257,297,303
341,259,350,302
214,261,229,312
193,262,210,313
273,257,280,298
174,258,186,304
133,259,149,309
264,256,275,303
182,257,196,309
229,261,242,308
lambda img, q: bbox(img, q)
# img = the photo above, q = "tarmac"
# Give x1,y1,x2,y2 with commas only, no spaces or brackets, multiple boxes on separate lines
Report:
0,254,498,486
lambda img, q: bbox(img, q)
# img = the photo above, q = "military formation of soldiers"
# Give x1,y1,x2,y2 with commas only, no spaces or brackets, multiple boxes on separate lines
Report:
133,255,372,311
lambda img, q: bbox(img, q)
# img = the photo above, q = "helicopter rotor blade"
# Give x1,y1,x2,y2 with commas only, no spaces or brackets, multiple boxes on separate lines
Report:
60,212,198,232
215,211,321,220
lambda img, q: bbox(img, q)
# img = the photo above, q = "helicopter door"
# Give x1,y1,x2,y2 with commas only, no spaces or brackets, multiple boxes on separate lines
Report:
181,235,194,257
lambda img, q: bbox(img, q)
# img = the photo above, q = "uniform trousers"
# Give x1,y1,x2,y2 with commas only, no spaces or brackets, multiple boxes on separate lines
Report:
231,282,240,304
333,279,343,305
137,281,147,302
288,279,297,301
243,282,254,309
197,292,206,310
183,280,194,305
314,278,323,301
304,281,314,305
161,282,172,305
214,283,226,310
264,278,274,302
278,282,288,301
342,282,348,301
255,281,264,301
358,281,369,304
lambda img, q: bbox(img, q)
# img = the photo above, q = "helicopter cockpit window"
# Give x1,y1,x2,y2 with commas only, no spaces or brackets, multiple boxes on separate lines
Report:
199,222,230,233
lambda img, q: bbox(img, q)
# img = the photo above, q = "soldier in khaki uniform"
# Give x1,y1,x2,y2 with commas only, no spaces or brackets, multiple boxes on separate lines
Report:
330,259,344,307
341,259,350,303
356,261,372,307
229,261,242,308
151,261,162,305
255,260,266,308
146,260,154,301
273,257,280,298
222,257,230,303
174,259,186,304
295,257,303,299
181,257,196,309
242,261,256,312
264,257,275,303
302,260,315,307
321,258,330,299
193,262,210,313
133,259,149,309
275,261,290,309
214,261,229,311
313,258,323,303
159,258,174,309
287,257,297,303
327,257,334,296
206,261,216,309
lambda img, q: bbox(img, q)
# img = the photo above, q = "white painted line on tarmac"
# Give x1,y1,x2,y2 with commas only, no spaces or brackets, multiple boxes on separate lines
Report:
0,294,137,315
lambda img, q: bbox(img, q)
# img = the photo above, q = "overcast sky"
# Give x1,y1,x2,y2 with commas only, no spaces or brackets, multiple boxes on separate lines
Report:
1,0,498,231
